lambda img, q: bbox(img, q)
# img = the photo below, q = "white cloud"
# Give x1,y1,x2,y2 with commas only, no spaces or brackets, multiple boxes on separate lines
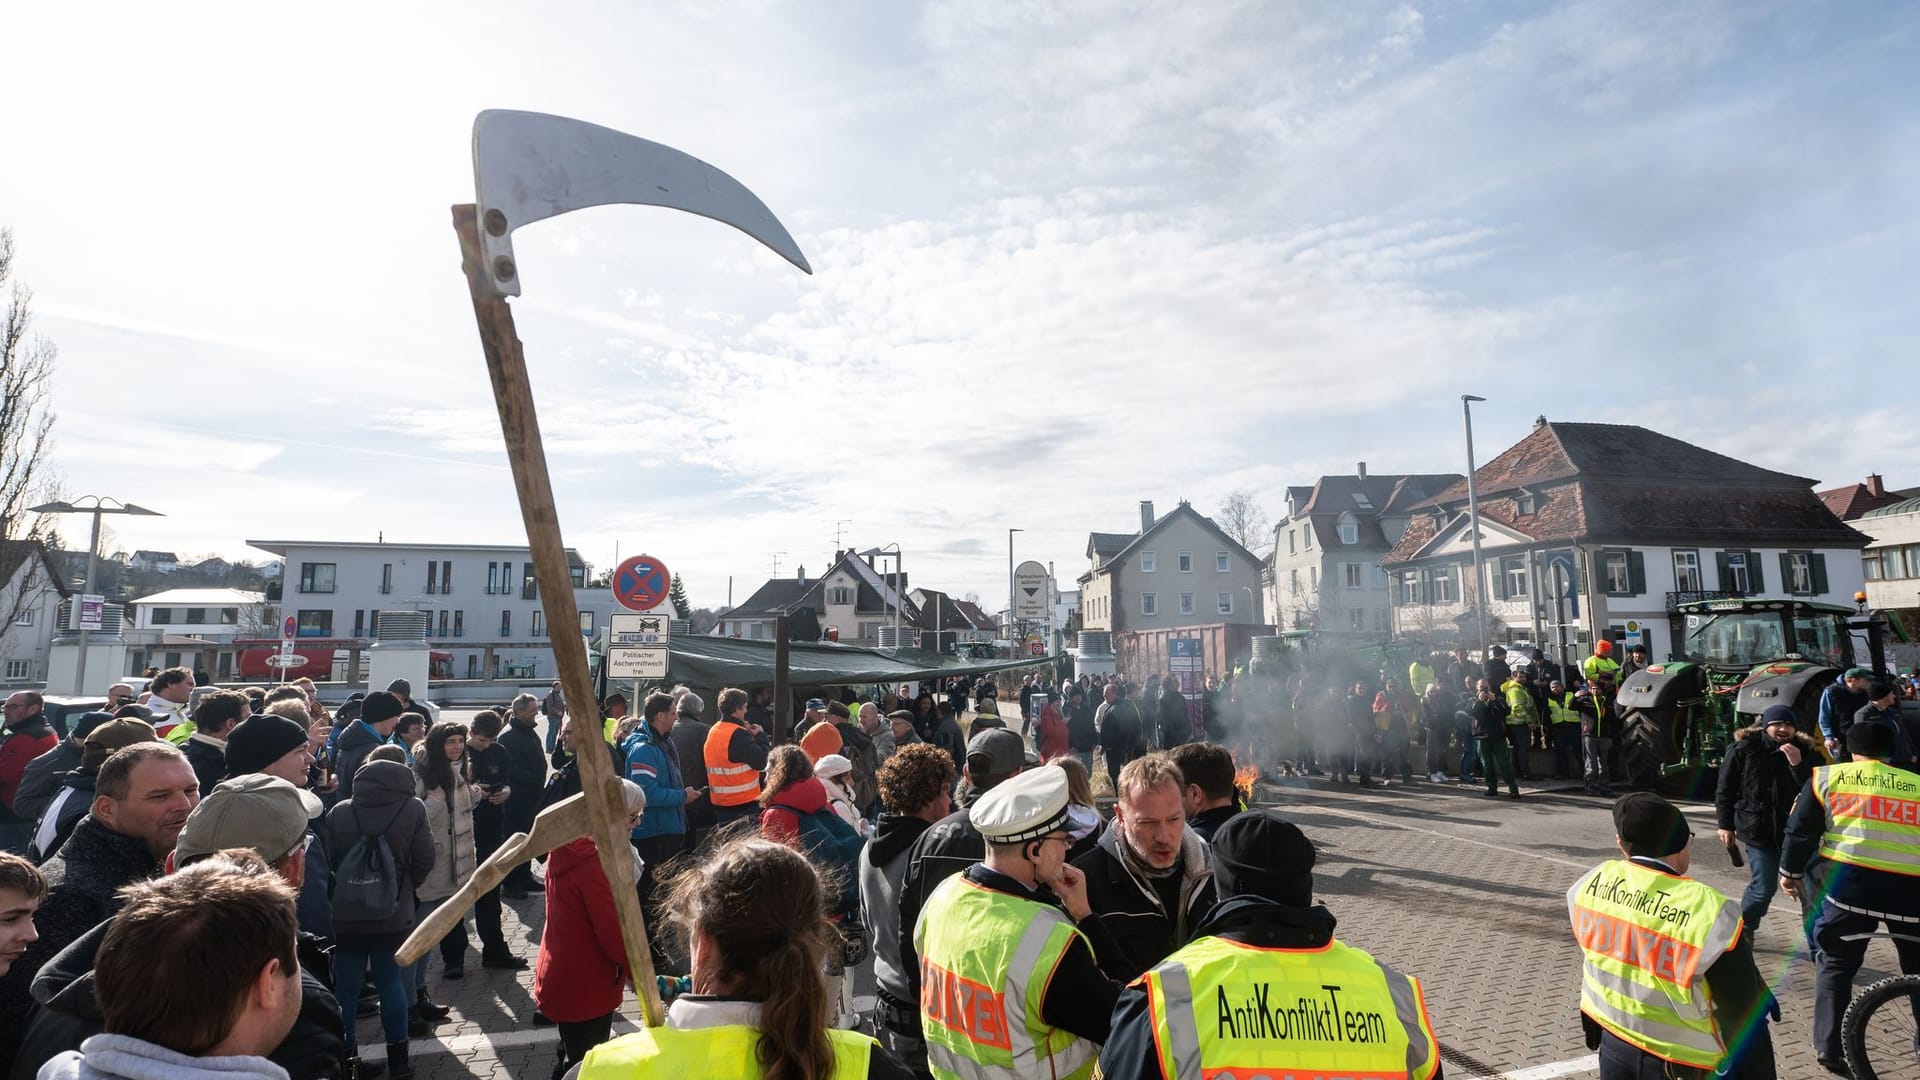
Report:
5,0,1916,606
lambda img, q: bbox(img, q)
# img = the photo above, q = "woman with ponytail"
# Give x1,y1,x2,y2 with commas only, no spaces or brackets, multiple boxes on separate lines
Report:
566,837,912,1080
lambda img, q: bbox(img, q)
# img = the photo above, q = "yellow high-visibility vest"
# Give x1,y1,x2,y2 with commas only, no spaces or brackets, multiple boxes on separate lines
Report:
915,875,1097,1080
577,1022,873,1079
1813,760,1920,877
1548,692,1582,726
1137,933,1440,1080
1568,858,1743,1070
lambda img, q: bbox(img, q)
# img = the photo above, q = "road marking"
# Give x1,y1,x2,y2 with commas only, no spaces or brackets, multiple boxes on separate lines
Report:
1283,796,1593,871
1461,1054,1598,1079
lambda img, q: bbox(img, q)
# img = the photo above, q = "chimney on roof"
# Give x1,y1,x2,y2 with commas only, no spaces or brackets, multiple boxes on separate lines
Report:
1868,473,1888,497
1140,500,1155,532
797,564,805,581
1535,415,1548,428
1356,461,1367,479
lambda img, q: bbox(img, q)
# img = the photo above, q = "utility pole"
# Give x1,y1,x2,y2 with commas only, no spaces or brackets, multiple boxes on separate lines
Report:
1462,395,1489,657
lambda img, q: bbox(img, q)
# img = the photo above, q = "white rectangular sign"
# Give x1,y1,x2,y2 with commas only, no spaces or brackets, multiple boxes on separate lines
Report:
609,613,672,646
607,646,668,679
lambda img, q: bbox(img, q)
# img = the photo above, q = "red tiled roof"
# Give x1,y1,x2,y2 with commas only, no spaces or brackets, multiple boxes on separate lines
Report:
1387,422,1866,564
1818,483,1904,521
1426,421,1811,505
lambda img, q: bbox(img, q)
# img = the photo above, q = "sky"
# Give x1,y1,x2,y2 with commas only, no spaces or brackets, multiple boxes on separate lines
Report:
3,1,1917,610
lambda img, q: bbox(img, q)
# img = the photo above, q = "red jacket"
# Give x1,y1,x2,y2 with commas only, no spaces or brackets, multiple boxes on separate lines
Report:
1038,704,1070,761
533,837,629,1022
760,776,830,847
0,716,57,816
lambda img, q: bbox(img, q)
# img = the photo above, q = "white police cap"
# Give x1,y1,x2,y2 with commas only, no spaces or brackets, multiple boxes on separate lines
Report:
971,765,1073,844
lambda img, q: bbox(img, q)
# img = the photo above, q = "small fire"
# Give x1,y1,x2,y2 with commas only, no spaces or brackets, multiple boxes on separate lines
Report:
1234,764,1261,805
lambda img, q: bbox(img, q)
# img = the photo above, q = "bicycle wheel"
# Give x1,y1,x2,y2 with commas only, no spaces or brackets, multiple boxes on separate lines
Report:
1845,973,1920,1079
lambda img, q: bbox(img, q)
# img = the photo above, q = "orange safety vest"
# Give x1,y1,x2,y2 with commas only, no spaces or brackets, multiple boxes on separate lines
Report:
704,720,760,807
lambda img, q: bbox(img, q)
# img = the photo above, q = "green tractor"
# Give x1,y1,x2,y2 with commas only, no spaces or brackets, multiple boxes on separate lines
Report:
1615,598,1890,796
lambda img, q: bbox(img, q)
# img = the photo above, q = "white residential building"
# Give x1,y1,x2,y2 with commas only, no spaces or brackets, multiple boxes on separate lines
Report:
248,540,629,681
1382,420,1869,664
0,541,71,687
122,588,268,679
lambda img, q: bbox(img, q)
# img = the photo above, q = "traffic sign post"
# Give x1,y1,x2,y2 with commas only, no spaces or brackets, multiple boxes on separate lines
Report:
611,554,671,612
1013,560,1049,620
607,646,669,679
283,615,298,641
609,613,672,646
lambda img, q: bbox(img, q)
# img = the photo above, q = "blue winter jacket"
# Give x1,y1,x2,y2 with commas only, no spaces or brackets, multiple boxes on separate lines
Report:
623,723,688,840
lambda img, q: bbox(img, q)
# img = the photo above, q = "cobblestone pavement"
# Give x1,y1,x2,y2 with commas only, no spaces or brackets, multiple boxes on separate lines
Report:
372,720,1904,1078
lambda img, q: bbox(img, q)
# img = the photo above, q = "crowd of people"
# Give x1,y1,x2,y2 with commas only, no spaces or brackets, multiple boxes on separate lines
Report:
0,654,1916,1078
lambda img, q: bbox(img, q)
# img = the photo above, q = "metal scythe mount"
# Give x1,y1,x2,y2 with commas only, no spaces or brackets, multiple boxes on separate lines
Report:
426,109,811,1028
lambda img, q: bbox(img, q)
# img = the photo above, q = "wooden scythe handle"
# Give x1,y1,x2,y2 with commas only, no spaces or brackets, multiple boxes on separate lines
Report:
451,204,665,1026
395,794,592,966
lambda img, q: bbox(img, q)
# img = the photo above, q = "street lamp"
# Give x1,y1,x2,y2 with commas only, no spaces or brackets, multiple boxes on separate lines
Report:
1008,528,1023,657
870,542,904,647
1460,396,1488,658
26,497,165,694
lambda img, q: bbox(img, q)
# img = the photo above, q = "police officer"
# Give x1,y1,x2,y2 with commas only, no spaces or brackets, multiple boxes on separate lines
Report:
1778,720,1920,1074
1570,792,1775,1079
1100,810,1441,1080
914,766,1121,1079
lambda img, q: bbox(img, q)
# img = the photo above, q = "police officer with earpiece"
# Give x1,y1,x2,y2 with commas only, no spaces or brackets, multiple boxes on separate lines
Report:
914,766,1124,1079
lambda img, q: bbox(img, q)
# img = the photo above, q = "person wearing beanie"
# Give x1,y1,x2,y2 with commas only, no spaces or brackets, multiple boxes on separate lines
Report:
1713,704,1818,933
1582,637,1621,691
224,709,333,947
799,716,844,763
915,766,1122,1079
1780,719,1920,1071
1852,679,1920,766
28,720,162,863
1101,810,1442,1080
331,689,405,804
11,711,114,825
1570,792,1773,1078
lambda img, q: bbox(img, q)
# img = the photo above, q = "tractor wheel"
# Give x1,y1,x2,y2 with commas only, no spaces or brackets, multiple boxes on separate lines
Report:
1618,708,1703,795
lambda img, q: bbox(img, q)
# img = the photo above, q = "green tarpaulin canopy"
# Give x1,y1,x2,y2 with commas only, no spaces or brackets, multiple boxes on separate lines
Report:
652,635,1057,690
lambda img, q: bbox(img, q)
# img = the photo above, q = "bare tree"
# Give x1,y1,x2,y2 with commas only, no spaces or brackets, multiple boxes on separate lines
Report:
1216,490,1270,551
237,600,280,638
1,228,60,628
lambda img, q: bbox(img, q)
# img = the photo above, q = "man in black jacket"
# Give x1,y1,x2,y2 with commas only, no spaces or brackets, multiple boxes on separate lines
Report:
182,690,249,797
0,743,199,1070
895,729,1036,1008
1156,674,1191,749
11,775,346,1079
1714,705,1817,932
462,710,522,969
330,690,404,803
1074,752,1215,982
1096,683,1145,789
499,693,549,898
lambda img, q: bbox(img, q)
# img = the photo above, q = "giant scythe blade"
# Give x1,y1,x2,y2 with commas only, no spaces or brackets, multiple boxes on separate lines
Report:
473,108,812,296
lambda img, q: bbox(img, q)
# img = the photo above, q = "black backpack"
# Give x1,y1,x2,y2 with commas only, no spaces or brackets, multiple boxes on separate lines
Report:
332,805,401,923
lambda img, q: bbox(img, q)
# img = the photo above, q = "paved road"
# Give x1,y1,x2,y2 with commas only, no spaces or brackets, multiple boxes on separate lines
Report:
366,725,1904,1078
